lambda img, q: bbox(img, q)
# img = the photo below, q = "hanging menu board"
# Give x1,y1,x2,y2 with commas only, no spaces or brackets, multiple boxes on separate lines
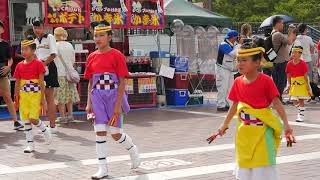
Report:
44,0,90,27
129,0,164,29
90,0,129,28
125,79,134,94
45,0,164,29
138,77,156,93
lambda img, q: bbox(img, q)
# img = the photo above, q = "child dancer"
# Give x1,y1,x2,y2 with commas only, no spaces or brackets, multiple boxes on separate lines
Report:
286,46,311,122
211,41,294,180
13,37,52,153
84,22,140,179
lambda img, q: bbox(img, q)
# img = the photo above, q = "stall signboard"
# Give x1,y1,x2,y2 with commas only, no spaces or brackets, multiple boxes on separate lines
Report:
125,79,134,94
138,77,156,94
129,0,164,29
45,0,164,29
90,0,129,28
90,0,164,29
44,0,90,27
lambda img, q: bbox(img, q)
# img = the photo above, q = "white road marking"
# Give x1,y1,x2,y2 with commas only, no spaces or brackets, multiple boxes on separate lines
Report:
114,151,320,180
1,133,320,175
163,109,224,117
138,159,192,170
0,164,13,172
166,109,320,128
289,121,320,129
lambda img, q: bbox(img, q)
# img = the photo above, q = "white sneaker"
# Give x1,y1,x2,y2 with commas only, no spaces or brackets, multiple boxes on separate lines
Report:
24,143,34,153
129,145,141,169
43,127,52,144
296,114,304,122
91,165,108,179
50,126,58,134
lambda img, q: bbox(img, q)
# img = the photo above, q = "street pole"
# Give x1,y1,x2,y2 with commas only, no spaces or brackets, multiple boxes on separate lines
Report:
208,0,212,11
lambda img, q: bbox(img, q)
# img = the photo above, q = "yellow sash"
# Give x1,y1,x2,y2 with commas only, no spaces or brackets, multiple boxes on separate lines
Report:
236,102,283,168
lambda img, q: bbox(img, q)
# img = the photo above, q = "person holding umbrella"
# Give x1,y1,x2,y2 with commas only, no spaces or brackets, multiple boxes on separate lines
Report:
271,16,296,102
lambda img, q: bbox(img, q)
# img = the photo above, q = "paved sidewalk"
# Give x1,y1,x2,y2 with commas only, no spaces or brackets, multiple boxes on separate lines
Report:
0,102,320,180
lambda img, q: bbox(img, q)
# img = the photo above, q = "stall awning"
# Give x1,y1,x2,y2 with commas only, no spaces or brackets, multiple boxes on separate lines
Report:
164,0,232,27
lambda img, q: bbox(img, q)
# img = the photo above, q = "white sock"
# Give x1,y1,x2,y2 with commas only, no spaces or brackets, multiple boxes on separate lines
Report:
24,121,33,144
299,107,306,117
96,136,107,165
117,133,135,151
36,119,47,133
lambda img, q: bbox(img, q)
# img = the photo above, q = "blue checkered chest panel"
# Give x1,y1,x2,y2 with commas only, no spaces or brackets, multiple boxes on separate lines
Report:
239,111,264,126
94,74,118,90
22,81,41,92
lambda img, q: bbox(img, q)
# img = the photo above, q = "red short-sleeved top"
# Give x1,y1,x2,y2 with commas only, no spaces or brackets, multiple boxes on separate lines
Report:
228,73,280,109
84,48,129,80
13,59,46,80
285,59,308,78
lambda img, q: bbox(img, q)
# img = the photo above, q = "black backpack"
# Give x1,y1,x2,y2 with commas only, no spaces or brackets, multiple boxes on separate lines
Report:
263,32,282,62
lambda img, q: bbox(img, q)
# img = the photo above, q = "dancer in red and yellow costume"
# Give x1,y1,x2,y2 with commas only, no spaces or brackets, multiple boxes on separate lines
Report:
286,46,311,122
13,37,52,153
208,40,295,180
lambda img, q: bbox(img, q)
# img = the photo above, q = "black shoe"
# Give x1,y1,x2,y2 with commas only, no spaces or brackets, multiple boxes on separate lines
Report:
217,107,229,112
14,121,24,131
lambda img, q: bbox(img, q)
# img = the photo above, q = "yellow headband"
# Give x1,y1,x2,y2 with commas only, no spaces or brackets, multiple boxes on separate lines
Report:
94,26,112,33
292,47,303,53
21,40,35,47
237,47,265,57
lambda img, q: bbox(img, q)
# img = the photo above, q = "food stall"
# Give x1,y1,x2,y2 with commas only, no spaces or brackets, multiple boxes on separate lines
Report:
44,0,165,110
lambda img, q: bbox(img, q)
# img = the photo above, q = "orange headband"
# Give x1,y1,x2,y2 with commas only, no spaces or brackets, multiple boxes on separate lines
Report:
21,40,35,47
94,26,112,33
237,47,265,57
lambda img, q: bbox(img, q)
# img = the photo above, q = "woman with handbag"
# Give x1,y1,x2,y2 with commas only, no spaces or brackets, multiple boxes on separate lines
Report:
53,27,79,123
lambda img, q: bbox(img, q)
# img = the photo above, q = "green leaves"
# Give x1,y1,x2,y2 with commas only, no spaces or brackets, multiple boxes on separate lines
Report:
193,0,320,23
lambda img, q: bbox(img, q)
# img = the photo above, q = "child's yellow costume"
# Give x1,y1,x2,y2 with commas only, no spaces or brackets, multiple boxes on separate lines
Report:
236,102,283,168
19,79,42,121
289,76,309,97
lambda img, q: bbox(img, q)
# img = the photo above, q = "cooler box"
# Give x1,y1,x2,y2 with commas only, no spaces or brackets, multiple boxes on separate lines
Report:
166,89,189,106
170,56,189,72
165,72,189,89
150,51,170,73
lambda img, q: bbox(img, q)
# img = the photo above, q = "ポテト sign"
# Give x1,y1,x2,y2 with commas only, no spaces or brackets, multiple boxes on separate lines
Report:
45,0,90,27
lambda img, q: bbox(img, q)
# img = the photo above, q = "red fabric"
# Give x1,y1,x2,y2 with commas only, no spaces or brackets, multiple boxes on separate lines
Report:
318,40,320,67
13,59,46,80
286,60,308,78
228,73,280,109
84,48,129,80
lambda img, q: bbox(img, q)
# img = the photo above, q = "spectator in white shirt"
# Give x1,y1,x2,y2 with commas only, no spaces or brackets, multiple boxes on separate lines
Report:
53,27,79,123
296,23,315,80
33,19,58,133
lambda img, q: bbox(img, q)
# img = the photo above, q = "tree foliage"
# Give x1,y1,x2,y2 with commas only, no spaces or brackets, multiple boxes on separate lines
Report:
193,0,320,22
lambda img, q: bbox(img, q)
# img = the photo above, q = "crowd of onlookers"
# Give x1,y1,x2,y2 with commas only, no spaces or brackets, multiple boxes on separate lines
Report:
216,16,320,113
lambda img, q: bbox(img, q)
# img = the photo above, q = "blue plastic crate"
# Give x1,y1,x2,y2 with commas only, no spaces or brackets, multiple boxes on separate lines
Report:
170,56,189,72
166,89,189,106
149,51,170,58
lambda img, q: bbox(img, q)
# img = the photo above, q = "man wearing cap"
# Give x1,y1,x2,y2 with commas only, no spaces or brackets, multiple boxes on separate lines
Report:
216,30,239,112
32,19,59,133
0,20,24,130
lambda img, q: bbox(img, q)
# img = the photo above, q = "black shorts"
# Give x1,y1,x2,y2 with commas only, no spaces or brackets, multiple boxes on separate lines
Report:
45,61,59,88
